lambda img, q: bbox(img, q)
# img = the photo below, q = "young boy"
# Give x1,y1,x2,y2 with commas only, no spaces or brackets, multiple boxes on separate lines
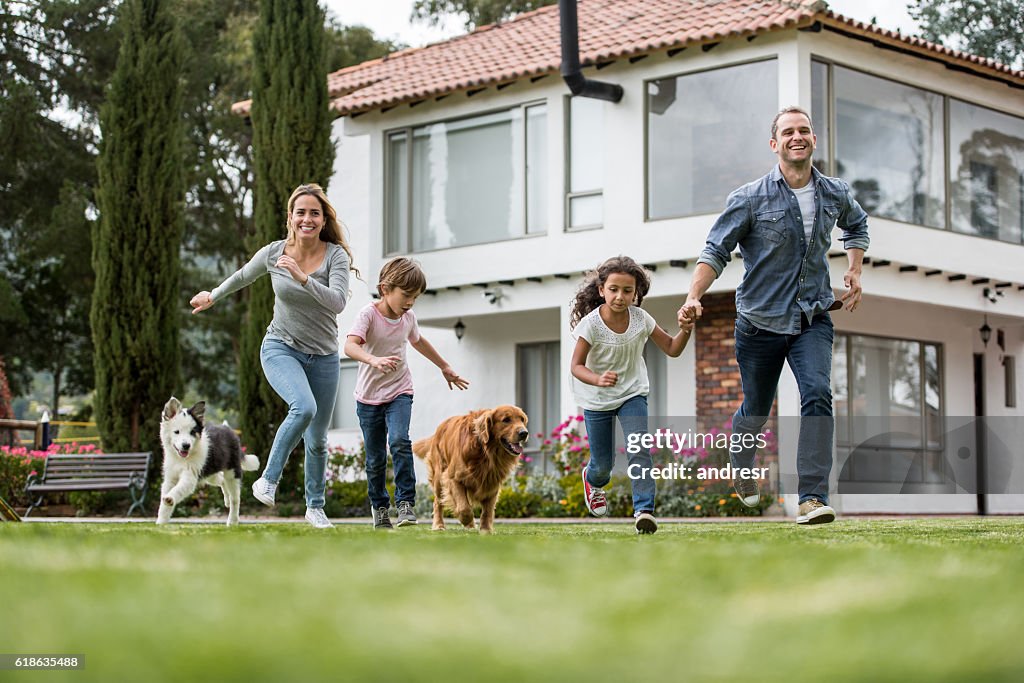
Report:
344,257,469,529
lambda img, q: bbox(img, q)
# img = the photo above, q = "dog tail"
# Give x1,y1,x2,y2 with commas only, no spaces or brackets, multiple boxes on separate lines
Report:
411,436,433,459
241,453,259,471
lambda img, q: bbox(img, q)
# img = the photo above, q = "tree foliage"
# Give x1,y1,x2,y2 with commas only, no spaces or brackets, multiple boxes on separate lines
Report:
411,0,555,30
909,0,1024,69
0,0,118,401
92,0,186,451
240,0,335,459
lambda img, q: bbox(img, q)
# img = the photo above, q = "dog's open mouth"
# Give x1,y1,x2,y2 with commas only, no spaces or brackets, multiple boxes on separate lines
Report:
501,439,525,456
176,448,190,459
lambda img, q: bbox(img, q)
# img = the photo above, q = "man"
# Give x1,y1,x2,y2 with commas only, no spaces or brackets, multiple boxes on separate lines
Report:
679,106,869,525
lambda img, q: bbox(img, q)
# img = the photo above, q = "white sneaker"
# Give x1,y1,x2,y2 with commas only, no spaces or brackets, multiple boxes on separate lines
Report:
305,507,334,529
251,477,277,506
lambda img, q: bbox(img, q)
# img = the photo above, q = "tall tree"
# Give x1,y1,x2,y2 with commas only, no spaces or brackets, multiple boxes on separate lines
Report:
909,0,1024,69
241,0,334,459
411,0,555,30
0,0,118,402
92,0,185,451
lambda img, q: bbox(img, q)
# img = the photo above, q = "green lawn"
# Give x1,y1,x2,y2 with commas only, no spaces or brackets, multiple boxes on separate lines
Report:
2,519,1023,682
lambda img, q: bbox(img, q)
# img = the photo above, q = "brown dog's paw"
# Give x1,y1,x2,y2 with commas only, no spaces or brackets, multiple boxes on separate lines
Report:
162,496,174,506
431,524,446,531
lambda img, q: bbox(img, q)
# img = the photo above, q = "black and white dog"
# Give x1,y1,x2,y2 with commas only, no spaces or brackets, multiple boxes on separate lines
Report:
158,397,258,526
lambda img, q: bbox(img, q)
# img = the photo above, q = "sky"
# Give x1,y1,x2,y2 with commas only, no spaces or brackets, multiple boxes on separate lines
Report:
321,0,922,48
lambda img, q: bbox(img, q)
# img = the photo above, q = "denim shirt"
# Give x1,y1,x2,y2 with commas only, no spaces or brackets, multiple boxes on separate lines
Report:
697,165,870,335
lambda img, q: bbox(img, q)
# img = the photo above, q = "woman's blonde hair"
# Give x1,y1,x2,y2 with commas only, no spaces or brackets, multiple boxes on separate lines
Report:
377,257,427,298
285,183,360,279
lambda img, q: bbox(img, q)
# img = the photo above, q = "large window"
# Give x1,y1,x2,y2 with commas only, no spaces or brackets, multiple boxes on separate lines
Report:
833,333,944,484
386,103,547,254
813,60,1024,244
833,66,945,228
517,341,560,474
949,100,1024,243
566,95,605,229
647,59,778,220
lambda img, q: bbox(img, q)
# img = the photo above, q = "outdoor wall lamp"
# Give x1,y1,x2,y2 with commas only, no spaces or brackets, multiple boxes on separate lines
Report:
979,316,992,347
454,318,465,342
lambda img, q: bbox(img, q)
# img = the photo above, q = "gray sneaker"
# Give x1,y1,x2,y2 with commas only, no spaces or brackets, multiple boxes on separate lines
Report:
734,477,760,508
396,500,418,527
372,506,393,530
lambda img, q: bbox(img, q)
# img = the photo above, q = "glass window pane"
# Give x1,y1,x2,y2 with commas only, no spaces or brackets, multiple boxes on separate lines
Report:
411,111,520,250
526,105,548,234
833,333,849,444
386,132,408,255
949,99,1024,243
924,344,942,448
647,59,778,219
518,341,561,474
569,194,602,228
834,66,945,228
570,96,604,192
810,60,830,175
332,363,359,430
643,340,666,417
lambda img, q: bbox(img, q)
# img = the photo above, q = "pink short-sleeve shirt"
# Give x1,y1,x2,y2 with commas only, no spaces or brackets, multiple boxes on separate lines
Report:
348,304,421,405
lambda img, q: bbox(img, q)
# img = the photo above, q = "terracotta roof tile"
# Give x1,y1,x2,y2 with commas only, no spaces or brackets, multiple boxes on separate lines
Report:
232,0,1024,117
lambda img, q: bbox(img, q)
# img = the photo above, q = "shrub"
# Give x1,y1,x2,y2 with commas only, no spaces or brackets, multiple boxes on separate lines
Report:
1,443,103,510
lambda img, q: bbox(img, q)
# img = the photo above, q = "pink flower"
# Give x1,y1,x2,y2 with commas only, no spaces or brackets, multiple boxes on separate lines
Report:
575,415,585,422
543,439,551,446
569,446,581,452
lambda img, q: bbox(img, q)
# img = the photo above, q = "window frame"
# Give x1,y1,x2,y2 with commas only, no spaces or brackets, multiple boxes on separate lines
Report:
643,56,779,223
834,331,946,484
564,94,605,232
812,56,1024,245
383,99,549,257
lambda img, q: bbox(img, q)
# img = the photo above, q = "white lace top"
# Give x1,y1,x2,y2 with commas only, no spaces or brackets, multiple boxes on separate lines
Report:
571,305,657,411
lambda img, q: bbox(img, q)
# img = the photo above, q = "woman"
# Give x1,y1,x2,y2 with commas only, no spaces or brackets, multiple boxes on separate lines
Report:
190,183,357,528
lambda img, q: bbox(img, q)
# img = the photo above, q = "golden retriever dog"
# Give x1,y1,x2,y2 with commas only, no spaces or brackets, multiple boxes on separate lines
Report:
413,405,529,534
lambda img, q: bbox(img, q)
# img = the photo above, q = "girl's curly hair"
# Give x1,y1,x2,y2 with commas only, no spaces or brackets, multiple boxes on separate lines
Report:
569,256,651,329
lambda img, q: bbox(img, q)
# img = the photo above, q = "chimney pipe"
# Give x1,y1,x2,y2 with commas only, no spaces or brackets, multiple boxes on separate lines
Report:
559,0,623,102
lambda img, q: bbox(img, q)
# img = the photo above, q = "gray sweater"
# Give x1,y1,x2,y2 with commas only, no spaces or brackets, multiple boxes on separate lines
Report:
211,240,350,355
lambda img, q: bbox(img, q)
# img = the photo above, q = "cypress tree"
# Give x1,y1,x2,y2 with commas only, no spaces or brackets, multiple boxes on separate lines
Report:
92,0,185,452
241,0,334,461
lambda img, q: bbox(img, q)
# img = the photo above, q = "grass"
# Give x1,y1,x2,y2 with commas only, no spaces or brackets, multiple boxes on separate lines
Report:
2,519,1024,682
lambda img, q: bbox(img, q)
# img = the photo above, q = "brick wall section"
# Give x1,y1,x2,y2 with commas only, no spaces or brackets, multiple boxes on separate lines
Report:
695,292,742,432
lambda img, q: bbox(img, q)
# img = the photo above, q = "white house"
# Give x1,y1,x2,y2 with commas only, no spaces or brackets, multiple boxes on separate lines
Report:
241,0,1024,515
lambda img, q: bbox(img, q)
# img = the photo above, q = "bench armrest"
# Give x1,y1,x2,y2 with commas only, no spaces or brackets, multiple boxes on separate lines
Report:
25,472,38,491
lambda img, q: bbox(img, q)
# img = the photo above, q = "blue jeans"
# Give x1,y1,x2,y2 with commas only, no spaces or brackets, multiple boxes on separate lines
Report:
259,337,339,509
732,313,834,504
356,394,415,510
583,395,654,515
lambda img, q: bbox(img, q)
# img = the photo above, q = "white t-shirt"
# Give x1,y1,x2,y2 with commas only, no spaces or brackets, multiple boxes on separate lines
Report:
792,182,816,241
571,306,657,411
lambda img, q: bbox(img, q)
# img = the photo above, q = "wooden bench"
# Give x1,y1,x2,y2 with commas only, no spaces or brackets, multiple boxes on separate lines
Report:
24,453,151,517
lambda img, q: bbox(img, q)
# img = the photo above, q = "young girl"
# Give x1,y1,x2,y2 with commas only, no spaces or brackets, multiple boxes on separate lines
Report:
570,255,694,534
344,257,469,530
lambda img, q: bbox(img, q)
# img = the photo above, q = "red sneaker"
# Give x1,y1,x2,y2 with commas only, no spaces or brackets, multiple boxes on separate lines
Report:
582,465,608,517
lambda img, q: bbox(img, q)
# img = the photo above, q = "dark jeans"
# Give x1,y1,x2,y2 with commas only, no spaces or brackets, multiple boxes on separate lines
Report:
732,313,834,504
356,394,415,510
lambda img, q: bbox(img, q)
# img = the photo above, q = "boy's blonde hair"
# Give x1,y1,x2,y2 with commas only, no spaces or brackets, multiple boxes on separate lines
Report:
377,257,427,297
